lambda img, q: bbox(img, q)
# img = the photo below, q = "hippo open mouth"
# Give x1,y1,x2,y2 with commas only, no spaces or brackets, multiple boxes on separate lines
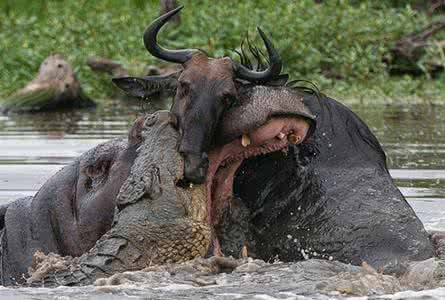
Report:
206,114,311,254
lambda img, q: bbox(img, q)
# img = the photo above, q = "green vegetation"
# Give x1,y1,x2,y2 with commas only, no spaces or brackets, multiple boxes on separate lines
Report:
0,0,444,104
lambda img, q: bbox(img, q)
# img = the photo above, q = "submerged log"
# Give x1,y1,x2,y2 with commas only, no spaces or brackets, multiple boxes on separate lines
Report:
1,54,95,112
387,20,445,75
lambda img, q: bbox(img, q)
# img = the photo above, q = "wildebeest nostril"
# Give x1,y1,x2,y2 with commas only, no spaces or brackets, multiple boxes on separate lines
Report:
183,152,209,184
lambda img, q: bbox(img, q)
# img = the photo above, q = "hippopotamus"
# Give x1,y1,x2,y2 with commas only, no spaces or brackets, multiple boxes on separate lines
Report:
1,111,208,285
0,111,208,285
217,85,434,270
21,111,212,286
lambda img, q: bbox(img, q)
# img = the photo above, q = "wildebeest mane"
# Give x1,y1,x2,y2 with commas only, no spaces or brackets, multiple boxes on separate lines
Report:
233,35,321,158
234,34,321,101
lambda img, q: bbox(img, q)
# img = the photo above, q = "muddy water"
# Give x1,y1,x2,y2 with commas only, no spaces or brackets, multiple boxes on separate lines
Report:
0,99,444,299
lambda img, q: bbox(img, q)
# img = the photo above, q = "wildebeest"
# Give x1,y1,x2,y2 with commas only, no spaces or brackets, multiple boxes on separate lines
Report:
113,6,285,185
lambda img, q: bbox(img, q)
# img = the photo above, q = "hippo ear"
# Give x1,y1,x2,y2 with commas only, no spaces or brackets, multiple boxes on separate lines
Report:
112,72,179,98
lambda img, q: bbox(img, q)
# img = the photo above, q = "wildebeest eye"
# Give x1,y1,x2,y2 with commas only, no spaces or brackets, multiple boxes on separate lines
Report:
177,81,190,97
179,80,190,90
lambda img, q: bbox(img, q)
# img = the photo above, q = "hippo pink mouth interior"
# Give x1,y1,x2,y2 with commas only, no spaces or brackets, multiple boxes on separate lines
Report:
205,115,311,254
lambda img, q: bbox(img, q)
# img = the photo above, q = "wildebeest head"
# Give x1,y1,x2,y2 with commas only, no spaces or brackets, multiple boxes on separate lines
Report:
113,6,282,184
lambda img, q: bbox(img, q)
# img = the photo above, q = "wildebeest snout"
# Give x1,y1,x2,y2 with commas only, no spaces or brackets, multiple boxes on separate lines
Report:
183,152,209,184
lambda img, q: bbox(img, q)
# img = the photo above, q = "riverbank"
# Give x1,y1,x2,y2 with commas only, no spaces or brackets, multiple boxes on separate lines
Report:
0,0,444,104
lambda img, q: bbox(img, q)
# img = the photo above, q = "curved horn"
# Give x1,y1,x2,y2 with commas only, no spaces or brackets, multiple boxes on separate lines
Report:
233,27,282,82
143,6,195,64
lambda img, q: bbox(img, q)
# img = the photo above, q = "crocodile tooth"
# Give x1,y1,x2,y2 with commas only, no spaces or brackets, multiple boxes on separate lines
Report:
241,134,251,147
241,245,248,258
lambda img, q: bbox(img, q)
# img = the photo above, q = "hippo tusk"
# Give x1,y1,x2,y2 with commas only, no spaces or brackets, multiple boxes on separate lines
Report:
277,132,286,140
288,133,301,144
241,134,251,147
241,245,248,258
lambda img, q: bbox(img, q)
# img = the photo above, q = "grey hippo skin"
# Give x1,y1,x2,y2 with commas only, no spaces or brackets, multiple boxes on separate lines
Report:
0,111,211,286
1,139,129,285
219,85,433,270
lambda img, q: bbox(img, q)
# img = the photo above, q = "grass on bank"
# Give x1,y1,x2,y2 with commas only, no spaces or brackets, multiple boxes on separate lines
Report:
0,0,444,105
